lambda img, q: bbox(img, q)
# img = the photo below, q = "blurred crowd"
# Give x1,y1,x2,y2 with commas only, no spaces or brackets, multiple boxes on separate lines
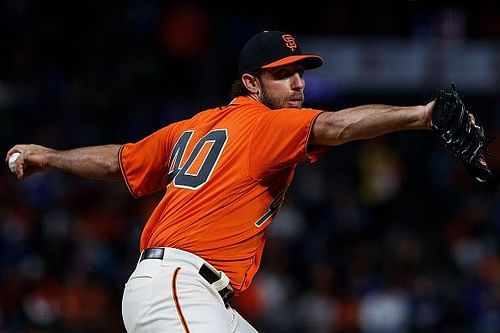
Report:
1,1,500,332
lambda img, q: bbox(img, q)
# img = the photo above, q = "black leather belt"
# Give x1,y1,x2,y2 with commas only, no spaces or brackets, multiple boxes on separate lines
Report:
140,248,233,305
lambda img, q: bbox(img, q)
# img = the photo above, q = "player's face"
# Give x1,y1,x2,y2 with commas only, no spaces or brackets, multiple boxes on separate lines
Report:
258,64,305,109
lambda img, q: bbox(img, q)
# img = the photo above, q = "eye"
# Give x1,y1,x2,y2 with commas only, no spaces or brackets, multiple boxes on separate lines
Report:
275,69,289,79
270,66,305,79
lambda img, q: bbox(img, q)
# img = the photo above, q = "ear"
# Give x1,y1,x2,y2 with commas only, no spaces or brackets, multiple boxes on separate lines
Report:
241,73,261,94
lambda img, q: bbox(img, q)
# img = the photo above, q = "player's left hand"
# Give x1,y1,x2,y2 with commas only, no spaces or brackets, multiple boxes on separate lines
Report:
431,84,494,183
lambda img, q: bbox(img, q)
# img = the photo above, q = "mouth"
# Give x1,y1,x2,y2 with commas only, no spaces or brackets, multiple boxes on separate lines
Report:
288,95,304,108
288,97,303,108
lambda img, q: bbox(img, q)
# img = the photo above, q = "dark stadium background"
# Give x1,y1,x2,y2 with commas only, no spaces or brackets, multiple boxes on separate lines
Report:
1,1,499,332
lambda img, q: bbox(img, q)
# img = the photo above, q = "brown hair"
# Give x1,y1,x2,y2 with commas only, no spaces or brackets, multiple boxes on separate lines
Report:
229,79,248,98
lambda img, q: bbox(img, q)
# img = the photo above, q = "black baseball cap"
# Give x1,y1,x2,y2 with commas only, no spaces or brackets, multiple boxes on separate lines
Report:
238,31,324,76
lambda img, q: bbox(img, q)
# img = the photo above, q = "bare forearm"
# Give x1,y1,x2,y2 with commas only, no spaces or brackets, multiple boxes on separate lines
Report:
310,101,434,146
46,145,122,180
6,144,123,181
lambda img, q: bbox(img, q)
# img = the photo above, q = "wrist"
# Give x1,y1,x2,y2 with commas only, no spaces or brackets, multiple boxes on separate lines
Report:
41,148,58,169
423,100,436,129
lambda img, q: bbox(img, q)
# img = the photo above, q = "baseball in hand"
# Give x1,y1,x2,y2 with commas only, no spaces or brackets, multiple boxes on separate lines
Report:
8,152,21,173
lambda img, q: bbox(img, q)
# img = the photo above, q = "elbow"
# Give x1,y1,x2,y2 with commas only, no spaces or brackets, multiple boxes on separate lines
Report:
107,162,121,179
314,113,352,146
99,156,122,181
328,123,356,145
334,125,352,145
106,145,123,181
107,161,123,181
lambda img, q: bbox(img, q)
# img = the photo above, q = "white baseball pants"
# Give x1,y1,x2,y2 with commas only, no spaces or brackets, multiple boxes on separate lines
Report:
122,247,258,333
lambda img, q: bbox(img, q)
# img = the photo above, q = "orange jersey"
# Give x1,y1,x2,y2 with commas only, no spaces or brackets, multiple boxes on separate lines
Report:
119,96,327,292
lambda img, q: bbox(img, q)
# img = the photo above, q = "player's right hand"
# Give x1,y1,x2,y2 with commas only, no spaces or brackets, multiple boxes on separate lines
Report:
5,144,54,179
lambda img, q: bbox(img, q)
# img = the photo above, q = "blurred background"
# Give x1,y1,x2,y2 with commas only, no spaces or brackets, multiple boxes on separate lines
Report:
1,1,500,332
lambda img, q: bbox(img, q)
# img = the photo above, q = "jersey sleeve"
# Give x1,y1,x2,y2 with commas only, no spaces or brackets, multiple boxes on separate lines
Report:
249,108,329,180
119,125,173,198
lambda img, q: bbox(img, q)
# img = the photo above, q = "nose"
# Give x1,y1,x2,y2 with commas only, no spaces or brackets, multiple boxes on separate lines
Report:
291,72,304,91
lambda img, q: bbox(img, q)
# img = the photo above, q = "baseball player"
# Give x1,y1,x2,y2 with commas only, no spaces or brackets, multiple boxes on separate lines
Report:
5,31,491,332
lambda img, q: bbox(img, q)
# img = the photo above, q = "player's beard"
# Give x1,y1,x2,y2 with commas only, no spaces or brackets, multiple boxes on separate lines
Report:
260,88,303,109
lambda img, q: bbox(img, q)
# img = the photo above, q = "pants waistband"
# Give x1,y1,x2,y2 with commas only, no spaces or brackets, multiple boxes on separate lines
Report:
139,247,233,305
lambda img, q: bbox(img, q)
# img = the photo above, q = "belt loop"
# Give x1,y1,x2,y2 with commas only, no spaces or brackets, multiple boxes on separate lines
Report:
212,271,231,293
160,248,168,265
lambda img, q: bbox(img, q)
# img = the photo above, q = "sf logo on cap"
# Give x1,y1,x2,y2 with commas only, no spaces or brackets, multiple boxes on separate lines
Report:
282,34,297,51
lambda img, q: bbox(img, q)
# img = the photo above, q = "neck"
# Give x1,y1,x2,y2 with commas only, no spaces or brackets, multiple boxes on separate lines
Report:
246,93,261,104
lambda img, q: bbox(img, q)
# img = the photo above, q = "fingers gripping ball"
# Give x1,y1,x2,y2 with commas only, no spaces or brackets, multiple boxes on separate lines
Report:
8,152,21,174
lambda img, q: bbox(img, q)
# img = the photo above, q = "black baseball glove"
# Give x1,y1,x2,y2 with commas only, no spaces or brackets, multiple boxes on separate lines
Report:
431,84,494,183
